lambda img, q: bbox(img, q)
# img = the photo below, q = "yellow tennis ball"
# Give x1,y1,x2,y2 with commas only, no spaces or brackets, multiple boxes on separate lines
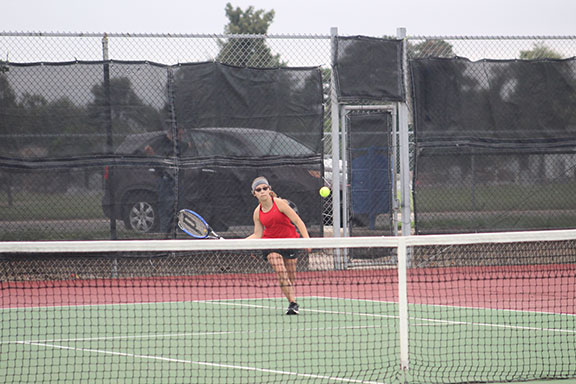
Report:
319,186,331,198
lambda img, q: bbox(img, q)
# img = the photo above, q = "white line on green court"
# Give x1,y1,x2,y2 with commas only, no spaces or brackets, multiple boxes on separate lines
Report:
3,295,574,318
309,296,576,317
202,299,399,319
410,317,576,333
7,331,235,344
17,340,389,384
2,297,574,344
202,299,576,334
7,324,382,345
4,297,574,383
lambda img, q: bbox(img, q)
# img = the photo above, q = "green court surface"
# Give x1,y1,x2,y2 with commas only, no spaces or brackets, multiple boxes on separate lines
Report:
1,297,575,383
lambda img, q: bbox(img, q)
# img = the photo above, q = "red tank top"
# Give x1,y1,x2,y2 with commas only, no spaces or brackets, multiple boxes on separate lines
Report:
259,198,299,239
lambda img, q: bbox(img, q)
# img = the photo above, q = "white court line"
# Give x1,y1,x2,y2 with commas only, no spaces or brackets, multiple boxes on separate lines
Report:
16,341,389,384
202,299,576,335
1,299,393,345
3,297,574,345
3,294,575,318
410,317,576,334
0,299,247,311
7,325,382,345
5,298,574,383
309,296,576,318
201,299,399,319
203,299,576,334
8,331,235,344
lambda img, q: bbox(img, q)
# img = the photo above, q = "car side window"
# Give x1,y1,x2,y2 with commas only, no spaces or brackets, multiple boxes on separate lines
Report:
247,131,314,156
191,131,246,157
180,140,198,157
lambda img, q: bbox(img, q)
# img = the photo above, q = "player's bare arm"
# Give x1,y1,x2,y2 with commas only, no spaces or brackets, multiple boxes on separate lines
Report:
276,198,310,239
246,206,264,239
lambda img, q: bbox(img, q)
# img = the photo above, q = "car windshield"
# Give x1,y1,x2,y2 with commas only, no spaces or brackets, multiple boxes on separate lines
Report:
245,130,314,156
189,131,246,156
115,132,164,155
189,129,315,157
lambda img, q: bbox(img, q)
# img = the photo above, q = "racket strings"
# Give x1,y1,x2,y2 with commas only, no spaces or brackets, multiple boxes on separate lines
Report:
180,213,208,236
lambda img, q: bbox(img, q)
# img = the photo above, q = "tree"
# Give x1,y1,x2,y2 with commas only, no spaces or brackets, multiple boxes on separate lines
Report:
216,3,284,67
408,39,455,58
0,70,18,153
484,45,574,182
520,42,563,59
0,71,17,131
88,77,164,135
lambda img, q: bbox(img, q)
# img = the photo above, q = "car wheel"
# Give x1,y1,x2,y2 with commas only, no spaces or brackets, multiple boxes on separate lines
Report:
123,192,159,233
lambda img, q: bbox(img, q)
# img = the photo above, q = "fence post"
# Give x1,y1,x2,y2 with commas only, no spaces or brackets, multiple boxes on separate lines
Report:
330,27,344,270
396,28,412,255
102,34,117,241
397,27,411,380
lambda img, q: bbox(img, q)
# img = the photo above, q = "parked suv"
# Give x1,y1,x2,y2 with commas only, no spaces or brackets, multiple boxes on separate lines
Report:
102,128,322,234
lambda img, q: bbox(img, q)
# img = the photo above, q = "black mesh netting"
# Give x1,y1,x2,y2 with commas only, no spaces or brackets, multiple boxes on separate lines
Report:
0,61,324,240
333,36,404,101
411,57,576,234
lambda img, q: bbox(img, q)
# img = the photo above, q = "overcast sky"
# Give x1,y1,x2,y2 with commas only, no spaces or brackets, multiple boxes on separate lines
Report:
3,0,576,37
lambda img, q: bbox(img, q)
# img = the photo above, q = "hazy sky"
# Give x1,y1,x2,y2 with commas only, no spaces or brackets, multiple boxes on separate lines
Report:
3,0,576,37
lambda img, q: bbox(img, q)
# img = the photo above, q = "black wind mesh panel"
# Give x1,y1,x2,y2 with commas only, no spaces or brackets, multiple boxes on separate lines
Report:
411,57,576,234
0,61,323,240
172,62,323,152
334,36,404,101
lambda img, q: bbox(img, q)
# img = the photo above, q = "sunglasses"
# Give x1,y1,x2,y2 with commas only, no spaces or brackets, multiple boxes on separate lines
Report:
254,186,270,192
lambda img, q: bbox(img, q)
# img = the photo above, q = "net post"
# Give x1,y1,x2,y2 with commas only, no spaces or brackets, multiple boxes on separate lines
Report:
397,237,410,373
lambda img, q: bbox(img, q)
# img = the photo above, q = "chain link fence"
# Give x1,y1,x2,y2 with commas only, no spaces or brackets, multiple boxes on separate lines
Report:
408,36,576,234
1,32,575,240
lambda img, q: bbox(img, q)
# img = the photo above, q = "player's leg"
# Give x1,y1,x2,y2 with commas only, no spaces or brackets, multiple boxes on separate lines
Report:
282,257,300,314
267,252,296,305
284,257,297,287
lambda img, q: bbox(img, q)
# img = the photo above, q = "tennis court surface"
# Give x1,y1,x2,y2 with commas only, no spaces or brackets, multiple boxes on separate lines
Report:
1,231,575,383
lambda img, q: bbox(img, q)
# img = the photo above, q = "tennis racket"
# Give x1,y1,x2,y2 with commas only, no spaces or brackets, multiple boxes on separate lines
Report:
177,209,223,239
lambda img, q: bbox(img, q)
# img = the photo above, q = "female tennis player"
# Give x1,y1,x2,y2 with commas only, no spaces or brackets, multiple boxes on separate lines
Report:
246,176,310,315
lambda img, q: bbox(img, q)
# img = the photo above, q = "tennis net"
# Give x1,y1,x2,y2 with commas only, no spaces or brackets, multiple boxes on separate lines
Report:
1,230,575,384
